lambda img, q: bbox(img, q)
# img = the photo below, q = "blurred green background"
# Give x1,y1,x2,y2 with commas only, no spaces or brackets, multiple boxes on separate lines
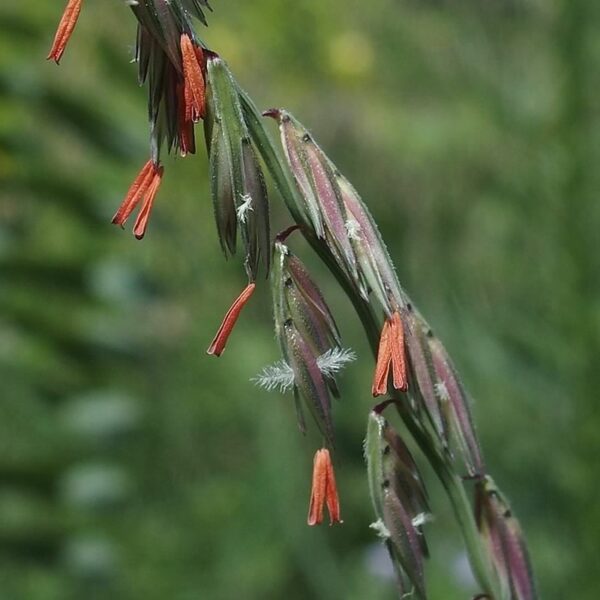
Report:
1,0,598,598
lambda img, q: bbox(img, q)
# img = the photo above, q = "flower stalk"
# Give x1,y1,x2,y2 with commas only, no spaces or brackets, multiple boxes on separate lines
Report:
46,3,537,598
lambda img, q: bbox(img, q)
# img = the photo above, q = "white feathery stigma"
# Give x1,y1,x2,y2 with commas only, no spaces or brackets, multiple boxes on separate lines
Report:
237,194,254,224
434,381,450,402
317,347,357,378
369,519,391,540
411,512,434,528
345,218,362,240
252,360,294,392
253,347,356,392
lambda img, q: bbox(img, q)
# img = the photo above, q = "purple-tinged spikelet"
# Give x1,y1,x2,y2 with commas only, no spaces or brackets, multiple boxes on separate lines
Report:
428,335,485,477
255,238,354,446
475,477,538,600
365,409,430,599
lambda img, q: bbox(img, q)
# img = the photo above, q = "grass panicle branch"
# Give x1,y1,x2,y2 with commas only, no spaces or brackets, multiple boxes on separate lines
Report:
46,2,538,598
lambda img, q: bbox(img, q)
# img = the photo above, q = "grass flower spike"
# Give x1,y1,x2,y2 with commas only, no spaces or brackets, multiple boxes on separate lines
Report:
45,3,539,597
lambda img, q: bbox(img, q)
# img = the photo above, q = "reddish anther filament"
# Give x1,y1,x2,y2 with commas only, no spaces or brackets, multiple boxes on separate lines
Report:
112,160,164,240
207,283,257,357
47,0,84,64
307,448,342,526
180,34,206,122
372,311,408,396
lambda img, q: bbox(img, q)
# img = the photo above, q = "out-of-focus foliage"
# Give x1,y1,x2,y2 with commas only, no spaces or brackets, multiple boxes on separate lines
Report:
0,1,598,599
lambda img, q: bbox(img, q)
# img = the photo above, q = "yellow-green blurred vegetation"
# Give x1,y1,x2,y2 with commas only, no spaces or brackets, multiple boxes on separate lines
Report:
0,0,598,598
